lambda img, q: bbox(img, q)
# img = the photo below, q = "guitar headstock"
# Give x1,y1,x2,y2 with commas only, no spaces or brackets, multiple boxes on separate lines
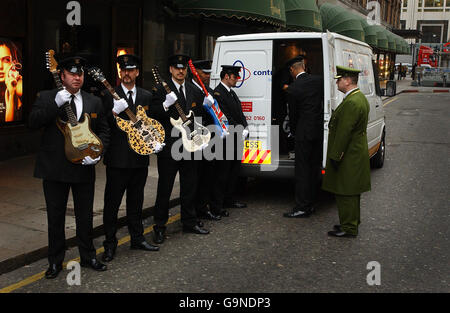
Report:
151,66,163,85
45,50,59,74
86,66,106,83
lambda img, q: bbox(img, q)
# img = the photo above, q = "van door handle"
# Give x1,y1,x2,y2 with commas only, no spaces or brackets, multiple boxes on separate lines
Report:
376,105,380,108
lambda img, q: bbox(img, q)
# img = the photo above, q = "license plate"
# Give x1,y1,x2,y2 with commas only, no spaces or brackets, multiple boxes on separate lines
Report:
244,140,261,150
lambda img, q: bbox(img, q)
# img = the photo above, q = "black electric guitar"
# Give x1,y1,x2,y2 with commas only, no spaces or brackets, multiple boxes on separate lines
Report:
45,49,103,164
151,66,210,152
87,66,165,155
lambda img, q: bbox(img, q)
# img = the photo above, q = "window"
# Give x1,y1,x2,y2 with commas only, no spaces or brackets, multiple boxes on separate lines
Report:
425,0,443,6
403,0,408,7
400,20,406,29
421,25,442,43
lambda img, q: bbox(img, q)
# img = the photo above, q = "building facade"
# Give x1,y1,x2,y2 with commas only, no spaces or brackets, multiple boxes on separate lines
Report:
399,0,450,66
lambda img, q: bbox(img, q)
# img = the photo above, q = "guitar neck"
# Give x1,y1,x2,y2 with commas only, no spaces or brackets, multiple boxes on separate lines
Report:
101,79,138,123
161,82,187,122
51,70,78,126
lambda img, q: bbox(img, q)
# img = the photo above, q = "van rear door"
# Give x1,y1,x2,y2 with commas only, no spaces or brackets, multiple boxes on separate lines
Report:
211,40,273,166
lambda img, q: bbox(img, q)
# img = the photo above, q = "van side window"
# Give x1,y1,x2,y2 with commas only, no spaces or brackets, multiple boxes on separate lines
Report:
372,61,383,96
357,54,374,95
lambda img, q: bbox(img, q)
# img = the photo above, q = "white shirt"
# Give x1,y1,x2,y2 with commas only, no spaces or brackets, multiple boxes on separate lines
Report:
344,87,359,99
70,90,82,121
192,80,203,92
171,78,186,99
121,83,137,104
220,81,231,92
296,71,306,79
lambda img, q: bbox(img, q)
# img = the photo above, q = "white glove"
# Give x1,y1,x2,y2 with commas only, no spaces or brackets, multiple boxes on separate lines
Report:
163,92,177,111
203,94,214,107
242,129,249,141
153,142,165,153
55,89,72,108
112,98,128,114
81,155,101,165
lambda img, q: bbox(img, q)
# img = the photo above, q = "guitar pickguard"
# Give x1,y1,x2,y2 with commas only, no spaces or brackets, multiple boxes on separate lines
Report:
170,110,211,152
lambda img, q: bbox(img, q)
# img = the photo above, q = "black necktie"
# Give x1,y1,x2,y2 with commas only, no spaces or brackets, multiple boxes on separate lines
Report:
179,85,186,110
70,94,77,120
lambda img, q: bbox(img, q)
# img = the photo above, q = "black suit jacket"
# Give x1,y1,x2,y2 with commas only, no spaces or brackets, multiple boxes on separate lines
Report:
150,79,204,158
29,88,110,183
101,86,153,168
213,83,248,128
287,73,324,141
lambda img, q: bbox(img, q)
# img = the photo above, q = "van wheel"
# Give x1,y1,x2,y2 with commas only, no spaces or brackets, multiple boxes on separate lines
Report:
371,132,385,169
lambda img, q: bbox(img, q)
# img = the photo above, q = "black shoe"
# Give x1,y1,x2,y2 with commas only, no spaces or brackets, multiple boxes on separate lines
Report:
283,207,314,218
219,209,229,217
327,230,357,238
333,224,341,231
102,247,115,262
131,240,160,251
197,220,204,228
45,263,62,279
153,229,165,244
182,224,210,235
80,258,107,271
225,201,247,209
198,211,222,221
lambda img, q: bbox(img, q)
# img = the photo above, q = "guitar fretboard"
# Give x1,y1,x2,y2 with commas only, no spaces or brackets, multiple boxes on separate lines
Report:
51,70,78,126
161,82,187,122
100,79,138,123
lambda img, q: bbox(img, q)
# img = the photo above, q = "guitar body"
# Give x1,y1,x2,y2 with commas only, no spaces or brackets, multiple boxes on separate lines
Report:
204,98,229,138
56,113,103,164
170,110,211,152
116,105,166,155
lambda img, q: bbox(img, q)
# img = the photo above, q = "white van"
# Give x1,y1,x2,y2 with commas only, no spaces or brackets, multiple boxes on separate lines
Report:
210,32,386,178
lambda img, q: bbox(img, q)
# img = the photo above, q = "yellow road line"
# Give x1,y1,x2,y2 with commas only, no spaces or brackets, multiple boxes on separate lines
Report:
0,213,181,293
383,97,398,107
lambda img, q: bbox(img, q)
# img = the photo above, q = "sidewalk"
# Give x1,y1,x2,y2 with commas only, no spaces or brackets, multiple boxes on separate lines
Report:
0,154,180,274
381,77,450,101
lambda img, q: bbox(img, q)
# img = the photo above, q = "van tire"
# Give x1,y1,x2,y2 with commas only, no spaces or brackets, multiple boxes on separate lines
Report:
370,131,385,169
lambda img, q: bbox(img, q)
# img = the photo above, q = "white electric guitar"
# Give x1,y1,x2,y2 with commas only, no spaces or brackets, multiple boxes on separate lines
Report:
152,66,210,152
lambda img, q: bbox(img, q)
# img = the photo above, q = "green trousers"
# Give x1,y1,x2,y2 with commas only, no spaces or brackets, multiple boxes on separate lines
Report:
335,194,361,235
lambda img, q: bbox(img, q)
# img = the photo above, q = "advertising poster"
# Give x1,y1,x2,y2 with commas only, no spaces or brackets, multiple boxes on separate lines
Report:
0,38,23,124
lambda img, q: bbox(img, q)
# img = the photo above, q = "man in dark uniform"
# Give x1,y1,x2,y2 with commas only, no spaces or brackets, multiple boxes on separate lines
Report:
322,66,371,238
190,59,222,222
28,54,110,279
211,65,248,217
150,54,210,244
101,54,160,263
283,55,324,218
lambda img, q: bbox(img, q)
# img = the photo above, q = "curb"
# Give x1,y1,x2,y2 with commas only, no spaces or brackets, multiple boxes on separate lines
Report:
0,198,180,275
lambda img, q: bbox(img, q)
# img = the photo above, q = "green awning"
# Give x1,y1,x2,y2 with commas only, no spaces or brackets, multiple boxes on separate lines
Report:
373,25,388,51
358,17,378,47
320,3,365,42
285,0,322,32
385,30,396,52
393,35,404,54
173,0,286,27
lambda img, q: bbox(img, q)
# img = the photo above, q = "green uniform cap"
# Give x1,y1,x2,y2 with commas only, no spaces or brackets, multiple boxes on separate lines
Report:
334,65,361,79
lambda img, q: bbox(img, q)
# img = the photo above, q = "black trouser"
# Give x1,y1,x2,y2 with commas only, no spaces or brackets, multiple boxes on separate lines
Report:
43,180,96,265
195,158,215,215
103,167,148,249
154,157,198,229
210,134,243,214
294,138,322,209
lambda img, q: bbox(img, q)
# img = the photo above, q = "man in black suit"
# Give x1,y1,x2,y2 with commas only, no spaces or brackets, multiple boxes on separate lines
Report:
150,54,210,244
211,65,249,217
283,55,324,218
100,54,160,263
191,59,222,222
28,55,110,279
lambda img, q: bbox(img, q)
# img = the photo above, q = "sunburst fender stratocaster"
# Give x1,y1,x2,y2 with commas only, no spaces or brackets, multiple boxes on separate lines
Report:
46,50,103,164
151,66,210,152
87,67,165,155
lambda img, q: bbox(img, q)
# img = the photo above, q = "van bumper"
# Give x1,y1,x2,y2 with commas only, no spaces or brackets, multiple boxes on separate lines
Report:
240,159,295,178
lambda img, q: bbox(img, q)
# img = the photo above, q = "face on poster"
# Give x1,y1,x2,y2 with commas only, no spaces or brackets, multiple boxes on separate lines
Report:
0,38,23,124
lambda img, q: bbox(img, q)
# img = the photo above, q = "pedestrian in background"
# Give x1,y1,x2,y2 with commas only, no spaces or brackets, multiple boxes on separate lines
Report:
322,66,371,238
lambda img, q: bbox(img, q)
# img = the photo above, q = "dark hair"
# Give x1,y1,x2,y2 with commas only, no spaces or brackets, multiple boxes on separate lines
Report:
349,75,358,85
0,38,21,63
220,71,227,80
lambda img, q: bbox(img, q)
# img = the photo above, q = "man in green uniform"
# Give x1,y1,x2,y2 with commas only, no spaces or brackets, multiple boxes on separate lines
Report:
322,66,371,238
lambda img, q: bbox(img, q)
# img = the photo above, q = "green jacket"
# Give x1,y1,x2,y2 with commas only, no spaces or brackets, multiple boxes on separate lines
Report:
322,88,371,195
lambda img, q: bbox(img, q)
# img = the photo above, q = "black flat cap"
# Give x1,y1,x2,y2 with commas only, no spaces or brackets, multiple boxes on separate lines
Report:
192,60,212,73
168,54,190,69
117,54,140,70
286,55,305,68
221,65,241,78
58,54,87,74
